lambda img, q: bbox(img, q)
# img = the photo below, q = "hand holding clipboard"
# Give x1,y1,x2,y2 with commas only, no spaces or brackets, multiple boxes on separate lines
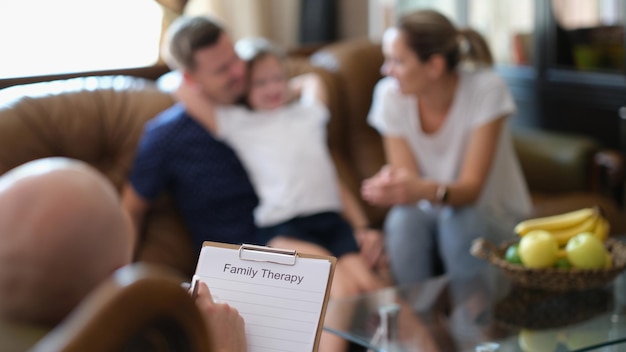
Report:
193,242,337,352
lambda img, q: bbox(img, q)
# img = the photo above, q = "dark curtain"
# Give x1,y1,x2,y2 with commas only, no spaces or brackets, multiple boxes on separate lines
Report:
299,0,337,44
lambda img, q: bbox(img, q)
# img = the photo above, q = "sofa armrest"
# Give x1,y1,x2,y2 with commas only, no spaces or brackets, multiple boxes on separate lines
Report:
513,127,625,206
30,264,210,352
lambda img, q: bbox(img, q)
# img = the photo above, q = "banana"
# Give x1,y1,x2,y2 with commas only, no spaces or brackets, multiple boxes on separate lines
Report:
514,207,597,236
549,213,600,246
593,217,610,242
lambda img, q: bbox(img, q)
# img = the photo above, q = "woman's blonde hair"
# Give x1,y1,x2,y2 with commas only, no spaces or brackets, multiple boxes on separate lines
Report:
397,9,493,70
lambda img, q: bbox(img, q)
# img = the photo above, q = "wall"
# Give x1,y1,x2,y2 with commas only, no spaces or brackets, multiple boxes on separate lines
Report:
184,0,300,48
184,0,372,48
338,0,370,40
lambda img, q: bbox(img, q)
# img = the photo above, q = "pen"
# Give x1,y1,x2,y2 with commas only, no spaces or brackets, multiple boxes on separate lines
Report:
190,278,199,300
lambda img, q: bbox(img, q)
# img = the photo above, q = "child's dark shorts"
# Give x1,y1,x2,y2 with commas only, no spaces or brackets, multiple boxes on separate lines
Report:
256,211,359,258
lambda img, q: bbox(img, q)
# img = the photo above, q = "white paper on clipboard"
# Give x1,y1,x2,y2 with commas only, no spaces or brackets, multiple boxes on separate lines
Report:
193,241,336,352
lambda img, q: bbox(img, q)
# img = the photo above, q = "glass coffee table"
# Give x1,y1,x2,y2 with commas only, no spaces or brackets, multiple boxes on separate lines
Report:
323,265,626,351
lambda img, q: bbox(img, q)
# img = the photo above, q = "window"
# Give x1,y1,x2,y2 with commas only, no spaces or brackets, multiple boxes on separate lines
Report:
0,0,163,79
468,0,535,66
396,0,458,23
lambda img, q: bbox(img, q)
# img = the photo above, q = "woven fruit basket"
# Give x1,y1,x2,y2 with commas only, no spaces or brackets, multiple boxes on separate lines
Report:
471,237,626,291
493,285,610,329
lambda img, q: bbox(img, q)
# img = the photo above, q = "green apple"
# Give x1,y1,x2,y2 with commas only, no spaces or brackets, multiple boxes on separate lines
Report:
565,232,608,269
505,243,523,264
554,257,571,268
518,230,559,268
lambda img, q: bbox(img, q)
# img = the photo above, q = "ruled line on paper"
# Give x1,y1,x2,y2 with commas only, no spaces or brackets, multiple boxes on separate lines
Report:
247,344,297,352
246,322,316,333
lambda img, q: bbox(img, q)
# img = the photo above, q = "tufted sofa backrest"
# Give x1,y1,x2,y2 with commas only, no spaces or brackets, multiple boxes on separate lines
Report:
0,76,176,190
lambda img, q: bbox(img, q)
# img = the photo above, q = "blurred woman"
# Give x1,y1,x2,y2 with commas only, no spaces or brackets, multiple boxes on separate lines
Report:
361,9,531,284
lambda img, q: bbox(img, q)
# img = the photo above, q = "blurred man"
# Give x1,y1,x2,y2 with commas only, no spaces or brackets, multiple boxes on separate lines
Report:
122,15,259,252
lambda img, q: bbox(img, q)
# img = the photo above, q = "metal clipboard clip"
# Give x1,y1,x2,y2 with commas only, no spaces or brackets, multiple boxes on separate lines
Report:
238,243,298,266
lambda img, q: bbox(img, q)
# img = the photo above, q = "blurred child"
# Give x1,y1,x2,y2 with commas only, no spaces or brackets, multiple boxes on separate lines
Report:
180,37,388,352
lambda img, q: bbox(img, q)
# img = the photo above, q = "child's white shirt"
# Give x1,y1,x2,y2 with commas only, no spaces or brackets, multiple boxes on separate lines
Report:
214,99,342,227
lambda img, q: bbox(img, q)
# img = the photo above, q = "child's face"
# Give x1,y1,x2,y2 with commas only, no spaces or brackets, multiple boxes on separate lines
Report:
247,55,289,111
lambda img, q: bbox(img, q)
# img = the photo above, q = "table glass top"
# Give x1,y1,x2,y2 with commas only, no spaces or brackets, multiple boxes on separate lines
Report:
323,265,626,352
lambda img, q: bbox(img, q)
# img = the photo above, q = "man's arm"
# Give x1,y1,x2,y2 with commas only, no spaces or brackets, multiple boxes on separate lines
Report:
121,182,149,249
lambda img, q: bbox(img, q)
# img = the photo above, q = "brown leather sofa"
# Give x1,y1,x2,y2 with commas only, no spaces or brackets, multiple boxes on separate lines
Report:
0,38,624,280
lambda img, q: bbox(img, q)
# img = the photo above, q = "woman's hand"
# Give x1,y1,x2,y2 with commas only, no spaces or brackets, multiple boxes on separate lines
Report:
195,281,247,352
361,165,420,206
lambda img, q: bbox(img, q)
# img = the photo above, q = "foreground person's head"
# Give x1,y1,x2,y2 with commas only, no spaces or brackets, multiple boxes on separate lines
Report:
0,157,134,326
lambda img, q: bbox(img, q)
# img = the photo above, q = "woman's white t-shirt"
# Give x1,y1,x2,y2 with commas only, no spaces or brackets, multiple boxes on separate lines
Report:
214,100,342,227
368,69,532,220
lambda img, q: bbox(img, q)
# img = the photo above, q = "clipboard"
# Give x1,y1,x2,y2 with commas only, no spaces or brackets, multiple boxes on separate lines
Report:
192,241,337,352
